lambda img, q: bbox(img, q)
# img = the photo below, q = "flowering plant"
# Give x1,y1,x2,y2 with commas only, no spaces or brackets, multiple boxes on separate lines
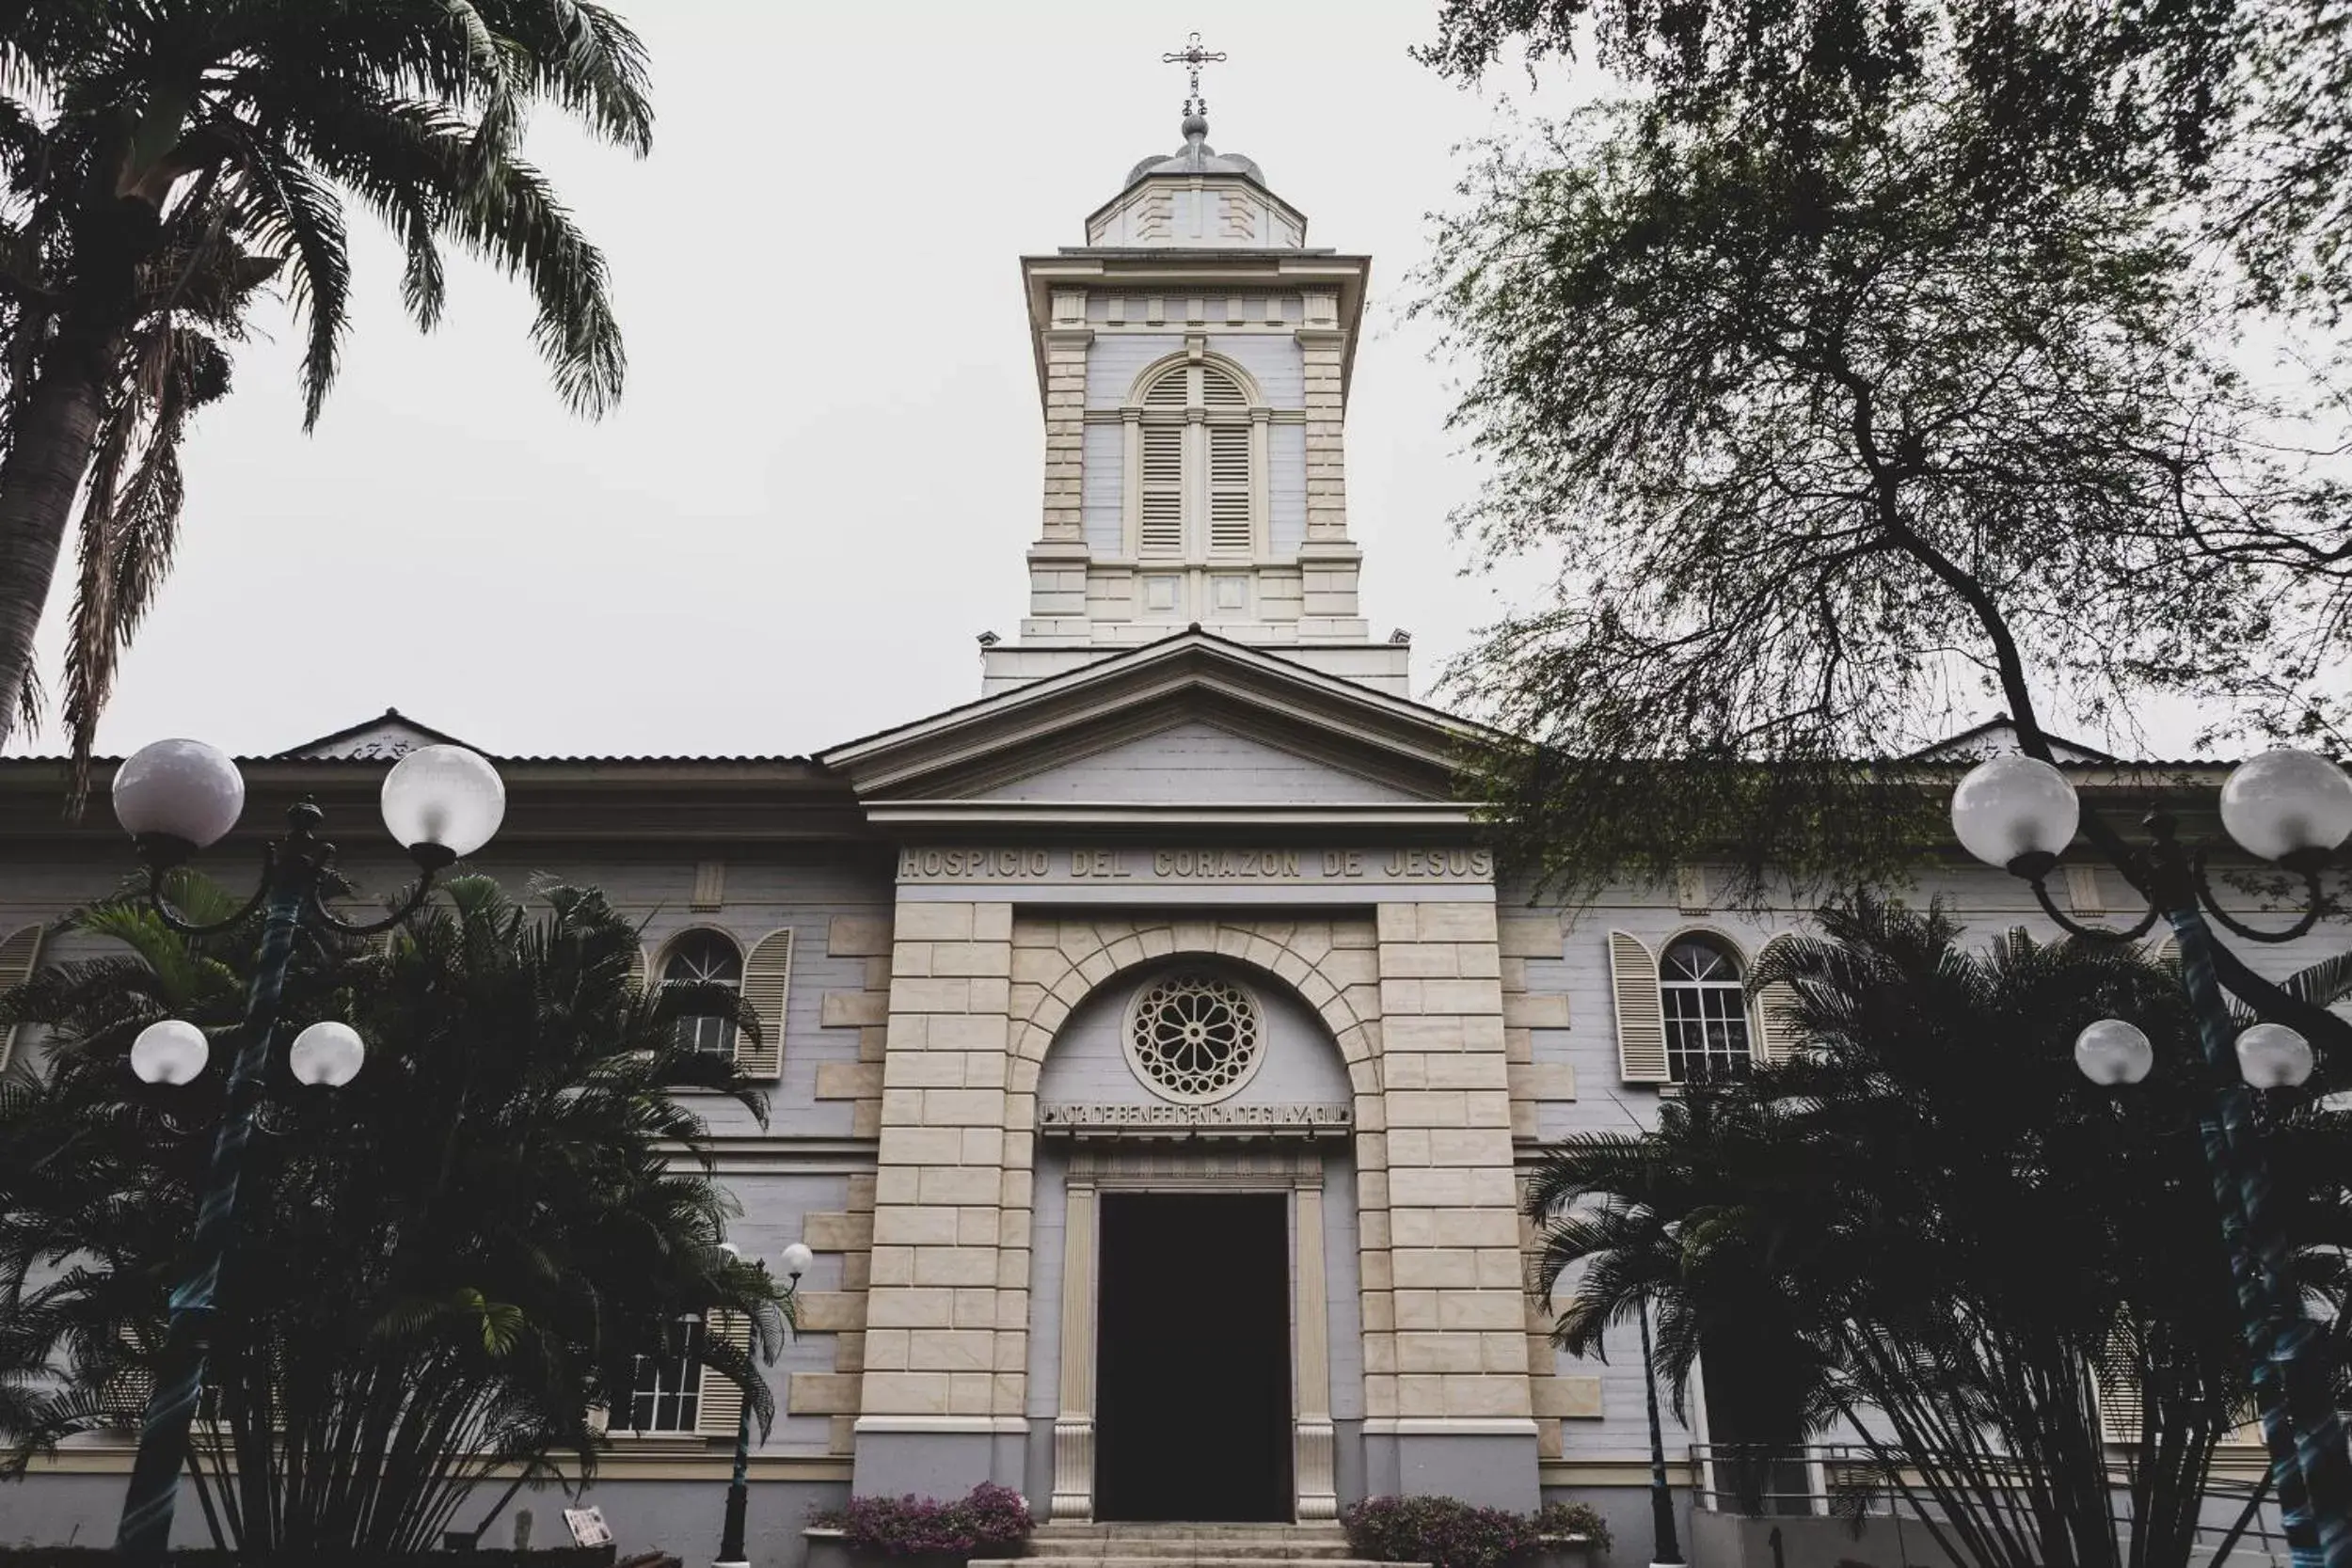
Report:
1341,1496,1611,1568
812,1482,1033,1559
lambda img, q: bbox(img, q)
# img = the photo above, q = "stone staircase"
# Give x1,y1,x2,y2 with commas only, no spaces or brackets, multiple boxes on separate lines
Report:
974,1522,1425,1568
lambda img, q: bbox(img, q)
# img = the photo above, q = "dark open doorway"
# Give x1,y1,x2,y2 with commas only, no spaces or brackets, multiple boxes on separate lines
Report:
1094,1191,1293,1522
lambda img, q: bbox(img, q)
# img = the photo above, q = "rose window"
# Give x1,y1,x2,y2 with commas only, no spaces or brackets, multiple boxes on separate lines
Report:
1123,972,1264,1103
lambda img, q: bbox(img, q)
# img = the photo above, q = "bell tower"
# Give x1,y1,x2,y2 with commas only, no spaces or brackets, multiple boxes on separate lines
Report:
987,43,1400,695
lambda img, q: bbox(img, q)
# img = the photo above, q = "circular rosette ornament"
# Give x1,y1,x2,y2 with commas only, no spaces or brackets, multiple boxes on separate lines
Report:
1123,972,1265,1104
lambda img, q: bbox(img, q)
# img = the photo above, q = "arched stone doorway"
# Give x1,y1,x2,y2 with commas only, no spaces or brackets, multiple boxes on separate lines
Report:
1028,957,1359,1522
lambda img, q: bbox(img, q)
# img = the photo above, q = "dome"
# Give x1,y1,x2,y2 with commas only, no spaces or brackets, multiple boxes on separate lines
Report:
1124,115,1266,189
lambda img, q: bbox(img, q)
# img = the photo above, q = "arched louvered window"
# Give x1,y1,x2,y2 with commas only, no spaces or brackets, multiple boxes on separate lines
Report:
1131,360,1259,564
1660,936,1754,1082
662,929,742,1058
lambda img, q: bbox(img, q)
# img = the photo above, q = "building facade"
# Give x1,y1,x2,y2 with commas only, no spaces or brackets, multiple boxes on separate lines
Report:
0,107,2298,1566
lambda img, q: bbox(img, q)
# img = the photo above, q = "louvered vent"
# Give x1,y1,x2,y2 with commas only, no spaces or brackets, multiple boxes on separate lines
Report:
1208,425,1252,555
1202,366,1248,406
1608,931,1670,1083
738,928,791,1079
1139,424,1184,556
1143,368,1189,406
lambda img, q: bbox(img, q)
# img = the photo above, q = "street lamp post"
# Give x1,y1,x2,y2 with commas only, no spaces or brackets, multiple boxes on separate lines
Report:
714,1241,812,1568
105,738,505,1567
1951,748,2352,1568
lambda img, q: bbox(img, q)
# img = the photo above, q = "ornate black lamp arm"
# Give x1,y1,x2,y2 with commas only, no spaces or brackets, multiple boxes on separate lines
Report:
2024,871,2163,942
302,863,447,938
140,848,276,937
2013,805,2352,1060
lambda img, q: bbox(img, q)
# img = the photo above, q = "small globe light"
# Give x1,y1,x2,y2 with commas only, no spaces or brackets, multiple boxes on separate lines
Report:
780,1242,815,1280
2074,1018,2154,1086
130,1019,210,1085
718,1242,742,1262
2237,1022,2315,1090
379,745,504,862
113,739,245,851
2220,750,2352,865
1951,754,2081,873
288,1021,364,1087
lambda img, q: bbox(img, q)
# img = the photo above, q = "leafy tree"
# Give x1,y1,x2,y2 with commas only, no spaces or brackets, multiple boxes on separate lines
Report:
0,874,792,1557
1528,896,2352,1568
0,1,655,776
1416,10,2352,905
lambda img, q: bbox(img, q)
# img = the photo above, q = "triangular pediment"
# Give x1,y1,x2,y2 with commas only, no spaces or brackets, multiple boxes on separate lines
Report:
975,718,1431,805
818,631,1488,826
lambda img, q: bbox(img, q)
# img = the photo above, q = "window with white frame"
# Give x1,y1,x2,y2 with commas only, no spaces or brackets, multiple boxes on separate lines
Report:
662,929,742,1058
1660,936,1754,1082
621,1315,705,1433
1134,361,1256,562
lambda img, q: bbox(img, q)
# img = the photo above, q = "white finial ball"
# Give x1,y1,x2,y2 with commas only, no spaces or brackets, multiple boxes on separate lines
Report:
130,1019,210,1085
289,1021,365,1087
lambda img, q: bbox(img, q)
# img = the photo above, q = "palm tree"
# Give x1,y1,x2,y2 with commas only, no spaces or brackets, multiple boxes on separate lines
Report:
1529,895,2352,1568
0,873,793,1557
0,2,654,771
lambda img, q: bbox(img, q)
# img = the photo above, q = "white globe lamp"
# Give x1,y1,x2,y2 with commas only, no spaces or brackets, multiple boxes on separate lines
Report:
113,740,246,861
379,745,505,866
130,1019,210,1085
2237,1022,2315,1090
2074,1019,2154,1086
780,1241,815,1281
2219,750,2352,870
1951,754,2081,875
288,1021,365,1087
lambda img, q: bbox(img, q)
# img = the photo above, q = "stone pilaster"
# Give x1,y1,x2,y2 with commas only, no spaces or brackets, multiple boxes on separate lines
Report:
1372,899,1540,1508
853,899,1022,1494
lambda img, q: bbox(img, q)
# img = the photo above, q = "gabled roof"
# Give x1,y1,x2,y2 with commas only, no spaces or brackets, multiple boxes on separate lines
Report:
1905,714,2119,766
274,708,479,760
818,626,1495,830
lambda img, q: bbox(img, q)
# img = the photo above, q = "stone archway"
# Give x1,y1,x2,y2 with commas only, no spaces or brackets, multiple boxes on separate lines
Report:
1016,926,1373,1523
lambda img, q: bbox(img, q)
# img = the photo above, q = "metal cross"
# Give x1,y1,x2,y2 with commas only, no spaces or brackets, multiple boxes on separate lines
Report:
1162,31,1227,120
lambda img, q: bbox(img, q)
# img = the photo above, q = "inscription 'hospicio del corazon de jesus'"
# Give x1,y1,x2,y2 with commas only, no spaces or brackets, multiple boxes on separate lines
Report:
895,847,1495,883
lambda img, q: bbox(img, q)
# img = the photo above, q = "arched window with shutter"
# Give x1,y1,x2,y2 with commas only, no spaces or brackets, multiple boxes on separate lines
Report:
1127,357,1262,568
1660,934,1755,1083
1608,931,1669,1084
660,929,743,1060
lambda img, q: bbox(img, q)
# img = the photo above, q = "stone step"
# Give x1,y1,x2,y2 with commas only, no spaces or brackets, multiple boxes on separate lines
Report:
1017,1529,1352,1557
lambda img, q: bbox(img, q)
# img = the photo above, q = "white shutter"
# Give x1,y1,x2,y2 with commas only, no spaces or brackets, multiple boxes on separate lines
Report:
1608,931,1669,1083
1201,365,1248,406
627,942,647,990
737,929,791,1080
1139,424,1184,557
2152,936,2180,974
0,924,43,1070
696,1308,754,1437
1207,424,1252,556
1753,936,1801,1064
2095,1351,2141,1444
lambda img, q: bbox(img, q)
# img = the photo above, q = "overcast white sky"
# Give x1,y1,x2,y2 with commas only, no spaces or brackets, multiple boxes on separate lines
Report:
15,0,1607,762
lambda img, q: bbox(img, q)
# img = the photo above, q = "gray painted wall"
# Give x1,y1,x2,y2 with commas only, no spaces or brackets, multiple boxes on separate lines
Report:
1270,423,1307,556
1085,335,1185,407
982,721,1422,806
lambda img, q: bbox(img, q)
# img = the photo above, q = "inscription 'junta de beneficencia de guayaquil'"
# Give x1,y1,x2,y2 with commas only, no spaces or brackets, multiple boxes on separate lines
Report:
895,847,1496,883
